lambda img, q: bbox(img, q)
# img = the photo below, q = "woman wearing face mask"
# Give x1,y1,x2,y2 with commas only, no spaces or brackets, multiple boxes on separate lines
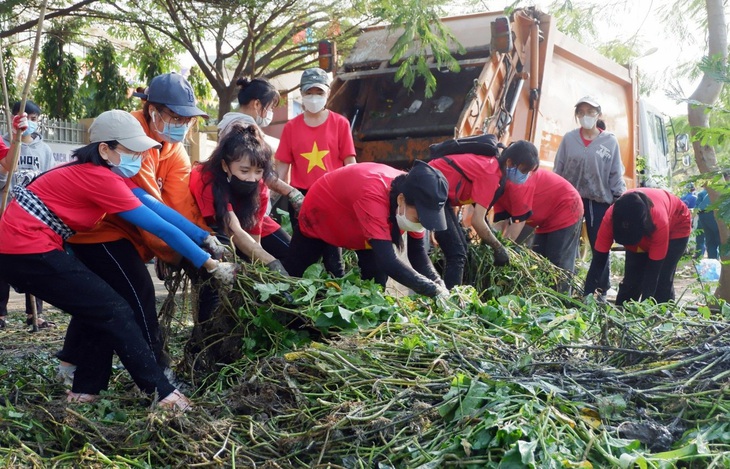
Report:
62,75,220,378
0,110,238,409
275,67,357,277
493,169,584,293
553,96,625,300
190,124,289,321
284,161,449,298
427,140,540,289
217,76,305,262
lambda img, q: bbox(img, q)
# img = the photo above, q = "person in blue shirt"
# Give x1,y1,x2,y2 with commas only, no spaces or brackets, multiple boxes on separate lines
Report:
680,183,697,209
695,188,720,259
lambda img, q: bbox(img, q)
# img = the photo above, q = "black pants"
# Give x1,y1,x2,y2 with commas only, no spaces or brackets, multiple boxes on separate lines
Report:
615,237,689,306
285,230,386,286
697,211,720,259
583,198,611,293
63,239,168,368
261,227,291,263
288,188,344,277
531,220,582,293
0,250,173,397
434,207,469,289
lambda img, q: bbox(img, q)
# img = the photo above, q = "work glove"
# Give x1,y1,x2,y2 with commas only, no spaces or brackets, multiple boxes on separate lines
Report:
12,113,28,135
492,245,510,266
266,259,289,276
287,188,305,214
202,235,227,260
207,261,240,285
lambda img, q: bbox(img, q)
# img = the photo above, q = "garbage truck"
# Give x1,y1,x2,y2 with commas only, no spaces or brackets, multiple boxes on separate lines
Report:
326,7,676,189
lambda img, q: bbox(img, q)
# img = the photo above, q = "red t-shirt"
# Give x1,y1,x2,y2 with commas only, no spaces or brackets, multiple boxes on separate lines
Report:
261,215,281,237
493,169,584,233
274,111,356,190
428,154,502,207
595,188,691,260
0,163,141,254
189,165,269,235
299,162,423,250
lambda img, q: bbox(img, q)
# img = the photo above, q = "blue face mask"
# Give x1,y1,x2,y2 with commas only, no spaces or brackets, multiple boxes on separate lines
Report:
109,152,143,178
506,166,530,185
23,120,38,136
152,111,190,143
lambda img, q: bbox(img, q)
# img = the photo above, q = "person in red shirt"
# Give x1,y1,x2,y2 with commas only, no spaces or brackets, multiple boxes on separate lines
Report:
284,161,449,297
0,110,238,410
275,67,357,277
428,140,540,288
493,169,584,292
584,188,691,305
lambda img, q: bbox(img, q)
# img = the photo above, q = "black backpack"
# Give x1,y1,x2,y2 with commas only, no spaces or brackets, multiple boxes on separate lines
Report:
427,134,506,208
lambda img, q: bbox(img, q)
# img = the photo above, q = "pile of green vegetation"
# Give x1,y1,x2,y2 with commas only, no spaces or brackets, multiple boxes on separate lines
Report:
1,245,729,468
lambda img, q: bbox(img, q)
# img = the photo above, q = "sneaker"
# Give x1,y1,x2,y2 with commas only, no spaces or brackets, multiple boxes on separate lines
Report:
0,317,6,329
57,364,76,387
158,389,191,412
66,390,99,403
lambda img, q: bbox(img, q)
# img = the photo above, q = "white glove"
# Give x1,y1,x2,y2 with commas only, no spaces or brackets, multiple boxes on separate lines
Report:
12,113,28,135
207,261,240,285
202,235,227,260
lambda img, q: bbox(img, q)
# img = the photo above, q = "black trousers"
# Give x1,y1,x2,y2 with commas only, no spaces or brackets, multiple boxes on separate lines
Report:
288,188,344,277
261,227,291,263
63,239,167,368
583,198,611,293
434,207,469,289
0,279,44,317
285,229,386,286
615,237,689,306
531,219,582,293
0,250,173,397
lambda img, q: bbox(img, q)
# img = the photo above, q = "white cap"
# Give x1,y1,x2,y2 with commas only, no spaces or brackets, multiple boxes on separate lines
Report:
89,110,161,152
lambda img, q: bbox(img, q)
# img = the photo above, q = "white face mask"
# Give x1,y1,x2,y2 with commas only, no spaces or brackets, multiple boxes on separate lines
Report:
254,108,273,128
302,95,327,113
580,115,598,130
396,203,425,232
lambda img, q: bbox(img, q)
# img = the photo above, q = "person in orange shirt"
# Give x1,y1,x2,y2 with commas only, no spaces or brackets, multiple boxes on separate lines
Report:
60,73,224,378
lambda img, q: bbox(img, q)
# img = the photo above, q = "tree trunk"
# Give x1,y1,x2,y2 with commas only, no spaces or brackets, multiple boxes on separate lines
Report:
687,0,728,299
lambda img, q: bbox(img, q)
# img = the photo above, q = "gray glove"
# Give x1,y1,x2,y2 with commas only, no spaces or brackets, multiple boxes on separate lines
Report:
266,259,289,276
208,262,240,285
202,235,227,260
288,189,304,214
493,245,510,266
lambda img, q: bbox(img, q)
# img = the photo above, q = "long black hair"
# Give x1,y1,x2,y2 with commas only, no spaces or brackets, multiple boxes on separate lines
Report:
199,124,273,230
612,191,656,245
236,77,280,109
69,141,120,167
388,174,416,251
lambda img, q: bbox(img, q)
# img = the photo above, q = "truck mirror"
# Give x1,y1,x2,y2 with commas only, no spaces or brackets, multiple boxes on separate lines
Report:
676,133,690,153
491,17,512,54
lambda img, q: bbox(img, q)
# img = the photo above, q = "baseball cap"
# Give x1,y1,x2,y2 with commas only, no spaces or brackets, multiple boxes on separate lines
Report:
300,68,330,93
575,96,601,113
401,160,448,231
612,192,647,246
89,110,162,153
12,100,41,116
133,72,209,118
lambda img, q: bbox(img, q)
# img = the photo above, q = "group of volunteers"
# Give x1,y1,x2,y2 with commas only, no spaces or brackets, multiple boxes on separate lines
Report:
0,67,693,411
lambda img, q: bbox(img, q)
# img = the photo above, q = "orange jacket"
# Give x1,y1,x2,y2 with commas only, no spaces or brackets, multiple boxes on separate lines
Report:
68,110,209,263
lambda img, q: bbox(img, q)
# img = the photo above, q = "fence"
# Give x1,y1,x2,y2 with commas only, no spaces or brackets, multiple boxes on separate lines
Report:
0,113,86,145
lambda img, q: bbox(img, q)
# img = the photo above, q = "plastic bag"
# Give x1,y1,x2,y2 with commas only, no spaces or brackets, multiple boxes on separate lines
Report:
696,259,721,281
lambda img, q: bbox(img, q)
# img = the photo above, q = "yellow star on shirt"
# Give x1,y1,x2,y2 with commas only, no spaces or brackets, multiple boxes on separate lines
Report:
301,142,329,173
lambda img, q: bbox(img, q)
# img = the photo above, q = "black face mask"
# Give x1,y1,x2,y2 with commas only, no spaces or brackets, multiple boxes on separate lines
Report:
229,174,259,198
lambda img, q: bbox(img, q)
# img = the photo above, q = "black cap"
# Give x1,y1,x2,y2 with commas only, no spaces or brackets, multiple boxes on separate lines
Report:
12,100,41,116
401,160,448,231
612,192,648,245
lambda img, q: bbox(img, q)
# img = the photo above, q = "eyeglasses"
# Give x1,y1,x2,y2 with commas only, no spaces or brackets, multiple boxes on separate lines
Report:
577,110,599,118
157,108,196,128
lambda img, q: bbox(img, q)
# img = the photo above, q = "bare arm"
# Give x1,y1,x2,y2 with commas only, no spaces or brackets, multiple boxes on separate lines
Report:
225,210,275,264
471,203,502,249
